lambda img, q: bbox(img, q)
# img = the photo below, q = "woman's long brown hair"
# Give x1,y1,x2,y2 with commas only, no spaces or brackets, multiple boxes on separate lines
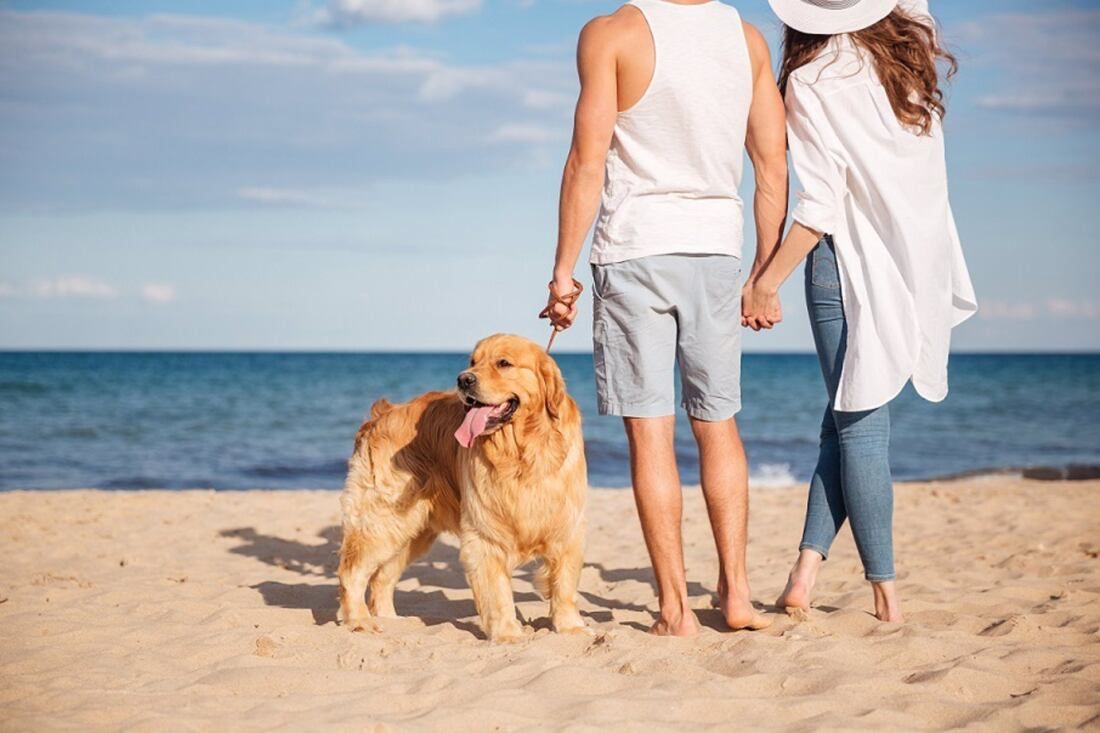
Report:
778,7,958,135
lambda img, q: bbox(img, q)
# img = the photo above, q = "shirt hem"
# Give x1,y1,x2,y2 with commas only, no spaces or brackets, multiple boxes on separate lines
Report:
590,243,743,266
834,373,951,413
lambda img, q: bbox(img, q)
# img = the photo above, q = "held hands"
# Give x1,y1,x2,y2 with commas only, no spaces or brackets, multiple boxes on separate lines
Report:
741,279,782,332
741,222,822,331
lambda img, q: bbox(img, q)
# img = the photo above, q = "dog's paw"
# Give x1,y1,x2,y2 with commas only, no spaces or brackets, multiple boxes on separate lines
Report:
346,617,383,634
552,613,590,636
488,620,526,644
492,632,526,645
559,623,595,637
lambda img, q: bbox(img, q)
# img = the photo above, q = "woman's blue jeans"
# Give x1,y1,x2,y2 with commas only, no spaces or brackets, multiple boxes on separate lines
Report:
799,237,896,582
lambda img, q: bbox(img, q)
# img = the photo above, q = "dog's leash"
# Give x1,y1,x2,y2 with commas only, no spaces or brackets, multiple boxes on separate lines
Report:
538,278,584,353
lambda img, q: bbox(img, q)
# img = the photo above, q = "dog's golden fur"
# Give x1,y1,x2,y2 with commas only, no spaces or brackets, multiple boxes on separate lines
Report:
338,334,588,641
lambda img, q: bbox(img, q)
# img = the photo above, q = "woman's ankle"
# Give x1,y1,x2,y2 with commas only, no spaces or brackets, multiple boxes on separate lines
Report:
793,548,824,577
870,580,903,622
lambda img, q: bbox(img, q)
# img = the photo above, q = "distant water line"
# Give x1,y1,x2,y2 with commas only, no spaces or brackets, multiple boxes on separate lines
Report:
0,352,1097,490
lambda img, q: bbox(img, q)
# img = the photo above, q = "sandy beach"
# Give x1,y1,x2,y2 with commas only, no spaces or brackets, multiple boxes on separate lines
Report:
1,478,1098,731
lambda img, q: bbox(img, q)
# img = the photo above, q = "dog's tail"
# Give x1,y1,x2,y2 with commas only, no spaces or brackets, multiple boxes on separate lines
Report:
353,399,395,455
369,398,394,420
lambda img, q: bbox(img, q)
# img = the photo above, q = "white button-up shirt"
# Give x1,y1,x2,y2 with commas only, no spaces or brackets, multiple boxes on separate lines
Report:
786,11,978,412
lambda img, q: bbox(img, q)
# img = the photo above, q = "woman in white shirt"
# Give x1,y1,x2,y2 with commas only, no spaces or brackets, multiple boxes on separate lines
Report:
744,0,977,622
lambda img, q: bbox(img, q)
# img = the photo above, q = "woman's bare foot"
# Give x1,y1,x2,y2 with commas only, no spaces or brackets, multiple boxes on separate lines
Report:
776,549,824,612
716,577,772,631
649,605,700,636
872,580,904,623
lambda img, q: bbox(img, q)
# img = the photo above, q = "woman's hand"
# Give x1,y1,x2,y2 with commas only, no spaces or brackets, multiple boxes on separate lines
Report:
742,280,783,331
740,223,823,331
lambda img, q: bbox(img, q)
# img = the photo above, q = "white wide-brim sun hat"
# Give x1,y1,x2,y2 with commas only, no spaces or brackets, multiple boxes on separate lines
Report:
767,0,898,35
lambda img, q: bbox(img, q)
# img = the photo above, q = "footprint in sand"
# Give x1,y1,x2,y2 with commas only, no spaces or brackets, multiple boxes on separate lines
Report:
785,607,811,622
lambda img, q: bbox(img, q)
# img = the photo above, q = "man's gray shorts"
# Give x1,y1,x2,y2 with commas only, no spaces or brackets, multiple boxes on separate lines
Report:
591,253,742,421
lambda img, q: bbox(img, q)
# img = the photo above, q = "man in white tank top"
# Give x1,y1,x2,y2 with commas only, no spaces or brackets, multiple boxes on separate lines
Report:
546,0,789,636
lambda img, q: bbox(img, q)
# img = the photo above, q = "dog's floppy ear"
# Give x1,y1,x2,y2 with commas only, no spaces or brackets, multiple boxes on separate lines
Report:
537,351,566,420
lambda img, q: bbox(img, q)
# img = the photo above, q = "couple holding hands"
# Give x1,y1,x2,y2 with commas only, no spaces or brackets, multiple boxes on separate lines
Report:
545,0,977,633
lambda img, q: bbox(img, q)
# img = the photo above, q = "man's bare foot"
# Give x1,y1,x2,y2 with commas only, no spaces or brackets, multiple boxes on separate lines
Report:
719,595,772,630
649,606,700,637
716,577,772,631
872,581,904,623
776,549,823,612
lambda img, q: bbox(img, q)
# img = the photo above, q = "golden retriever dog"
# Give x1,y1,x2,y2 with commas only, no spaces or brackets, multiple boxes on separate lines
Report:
338,334,588,642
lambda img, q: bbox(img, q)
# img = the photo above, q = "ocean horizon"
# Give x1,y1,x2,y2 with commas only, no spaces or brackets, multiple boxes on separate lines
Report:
1,350,1098,491
6,348,1099,354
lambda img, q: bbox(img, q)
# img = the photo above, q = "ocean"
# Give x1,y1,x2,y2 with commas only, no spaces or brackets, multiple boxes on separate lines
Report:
0,352,1097,491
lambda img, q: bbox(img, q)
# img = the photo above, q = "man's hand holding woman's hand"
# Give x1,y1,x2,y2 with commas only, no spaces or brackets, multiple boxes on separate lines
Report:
742,279,783,331
741,223,824,331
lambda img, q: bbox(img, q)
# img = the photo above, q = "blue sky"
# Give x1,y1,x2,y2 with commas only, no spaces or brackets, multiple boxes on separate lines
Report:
0,0,1097,351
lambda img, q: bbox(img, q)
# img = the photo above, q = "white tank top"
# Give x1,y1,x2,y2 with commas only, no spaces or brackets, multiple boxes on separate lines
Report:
590,0,753,265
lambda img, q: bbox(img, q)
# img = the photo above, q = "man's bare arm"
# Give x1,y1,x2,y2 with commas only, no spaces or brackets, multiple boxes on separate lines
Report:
547,17,619,331
741,22,789,331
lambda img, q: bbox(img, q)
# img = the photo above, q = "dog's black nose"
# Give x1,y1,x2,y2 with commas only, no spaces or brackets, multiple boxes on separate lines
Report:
457,372,477,390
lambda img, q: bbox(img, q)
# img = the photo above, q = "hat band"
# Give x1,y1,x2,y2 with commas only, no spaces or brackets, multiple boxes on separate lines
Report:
800,0,865,9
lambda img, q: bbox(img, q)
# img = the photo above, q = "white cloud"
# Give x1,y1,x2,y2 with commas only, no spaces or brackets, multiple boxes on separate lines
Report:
489,123,566,144
314,0,482,26
1047,299,1100,319
417,65,508,101
0,9,576,211
977,300,1036,321
236,185,379,209
977,298,1100,322
961,9,1100,119
0,277,181,302
239,187,335,208
141,283,177,304
975,92,1100,116
523,88,575,110
1,10,448,75
30,276,117,299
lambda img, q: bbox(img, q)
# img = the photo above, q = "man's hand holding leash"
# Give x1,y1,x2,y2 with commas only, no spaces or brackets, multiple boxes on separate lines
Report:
539,277,584,352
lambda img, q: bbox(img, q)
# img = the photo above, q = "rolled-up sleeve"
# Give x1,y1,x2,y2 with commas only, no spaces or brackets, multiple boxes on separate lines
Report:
786,77,846,236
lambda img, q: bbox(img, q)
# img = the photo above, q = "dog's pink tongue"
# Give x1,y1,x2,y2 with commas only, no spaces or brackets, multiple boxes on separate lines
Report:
455,405,494,448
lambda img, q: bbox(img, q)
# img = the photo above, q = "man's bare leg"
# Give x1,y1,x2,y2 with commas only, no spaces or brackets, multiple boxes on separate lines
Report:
691,417,771,631
624,416,699,637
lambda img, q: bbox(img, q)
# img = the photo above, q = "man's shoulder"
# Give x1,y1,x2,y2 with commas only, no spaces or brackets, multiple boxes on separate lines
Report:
741,19,767,48
580,4,647,45
740,20,770,73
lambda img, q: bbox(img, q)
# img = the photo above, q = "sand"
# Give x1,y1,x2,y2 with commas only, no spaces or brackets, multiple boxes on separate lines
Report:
1,478,1098,731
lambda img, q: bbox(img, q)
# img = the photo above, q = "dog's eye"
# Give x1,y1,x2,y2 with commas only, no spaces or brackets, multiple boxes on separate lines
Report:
497,359,512,369
469,358,475,367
